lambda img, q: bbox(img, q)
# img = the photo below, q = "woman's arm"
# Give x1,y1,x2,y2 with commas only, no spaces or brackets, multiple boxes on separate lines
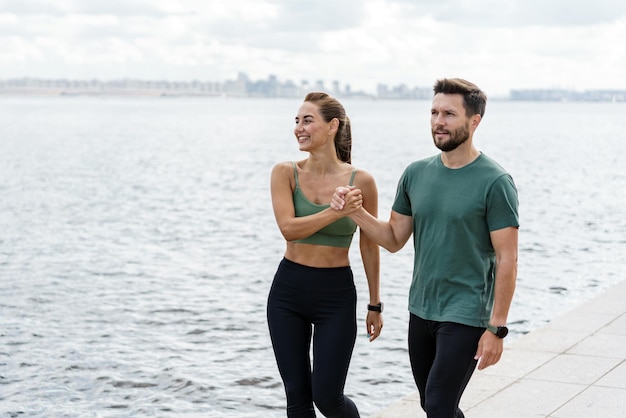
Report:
356,171,383,341
270,162,345,241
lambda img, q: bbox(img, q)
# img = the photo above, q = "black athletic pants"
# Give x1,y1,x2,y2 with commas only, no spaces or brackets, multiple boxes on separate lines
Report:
267,258,360,418
408,313,484,418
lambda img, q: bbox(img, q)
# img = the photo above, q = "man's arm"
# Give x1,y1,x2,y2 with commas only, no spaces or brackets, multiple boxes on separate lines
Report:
331,186,413,252
489,226,519,326
475,226,519,370
351,207,413,253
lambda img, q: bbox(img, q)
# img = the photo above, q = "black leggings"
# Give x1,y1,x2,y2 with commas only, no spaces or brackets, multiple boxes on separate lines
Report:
267,258,360,418
408,314,484,418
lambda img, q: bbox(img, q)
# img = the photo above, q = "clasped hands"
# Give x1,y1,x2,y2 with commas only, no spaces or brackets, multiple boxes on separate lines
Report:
330,186,363,214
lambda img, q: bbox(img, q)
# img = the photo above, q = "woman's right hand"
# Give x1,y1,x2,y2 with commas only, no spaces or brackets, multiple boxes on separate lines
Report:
331,186,362,214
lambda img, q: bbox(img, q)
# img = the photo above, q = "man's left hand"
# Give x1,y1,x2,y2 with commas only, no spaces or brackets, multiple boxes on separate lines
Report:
474,330,504,370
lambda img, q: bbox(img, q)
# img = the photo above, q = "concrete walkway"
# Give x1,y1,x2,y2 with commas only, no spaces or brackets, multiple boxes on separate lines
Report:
368,279,626,418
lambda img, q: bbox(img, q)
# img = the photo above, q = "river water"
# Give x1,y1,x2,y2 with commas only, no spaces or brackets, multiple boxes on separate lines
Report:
1,96,625,417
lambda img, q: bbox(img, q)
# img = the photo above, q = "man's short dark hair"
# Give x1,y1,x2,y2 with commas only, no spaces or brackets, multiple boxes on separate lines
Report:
433,78,487,117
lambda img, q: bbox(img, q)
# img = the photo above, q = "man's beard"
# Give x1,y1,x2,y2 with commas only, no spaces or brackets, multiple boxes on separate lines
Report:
432,122,470,152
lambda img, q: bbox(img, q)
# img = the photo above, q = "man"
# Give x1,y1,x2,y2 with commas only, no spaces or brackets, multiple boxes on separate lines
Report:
332,78,519,418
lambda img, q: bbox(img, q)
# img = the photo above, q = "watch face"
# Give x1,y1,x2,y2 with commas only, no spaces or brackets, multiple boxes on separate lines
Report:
496,326,509,338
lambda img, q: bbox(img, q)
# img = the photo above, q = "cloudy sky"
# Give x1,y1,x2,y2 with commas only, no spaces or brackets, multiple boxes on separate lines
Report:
1,0,625,95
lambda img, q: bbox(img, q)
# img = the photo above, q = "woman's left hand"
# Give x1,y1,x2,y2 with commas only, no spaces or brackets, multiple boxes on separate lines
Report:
366,311,383,342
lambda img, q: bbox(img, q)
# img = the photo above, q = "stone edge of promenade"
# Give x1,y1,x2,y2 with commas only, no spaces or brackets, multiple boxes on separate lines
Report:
368,279,626,418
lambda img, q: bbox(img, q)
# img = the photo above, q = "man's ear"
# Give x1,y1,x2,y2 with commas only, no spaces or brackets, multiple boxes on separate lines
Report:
470,114,482,129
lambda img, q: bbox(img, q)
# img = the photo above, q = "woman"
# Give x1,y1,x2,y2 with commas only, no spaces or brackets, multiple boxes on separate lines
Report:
267,92,382,417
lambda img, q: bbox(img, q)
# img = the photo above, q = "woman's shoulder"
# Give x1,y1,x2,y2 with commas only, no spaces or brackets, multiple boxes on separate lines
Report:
272,160,298,173
350,166,377,190
351,165,374,180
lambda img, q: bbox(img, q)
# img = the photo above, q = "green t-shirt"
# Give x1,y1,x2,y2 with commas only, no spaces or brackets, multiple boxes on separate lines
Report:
392,153,519,327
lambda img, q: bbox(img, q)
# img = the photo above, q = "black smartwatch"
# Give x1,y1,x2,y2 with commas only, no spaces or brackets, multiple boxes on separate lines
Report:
367,302,384,313
486,324,509,339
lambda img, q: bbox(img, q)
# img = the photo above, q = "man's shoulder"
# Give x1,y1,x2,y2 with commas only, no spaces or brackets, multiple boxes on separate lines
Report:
405,154,439,171
476,153,511,176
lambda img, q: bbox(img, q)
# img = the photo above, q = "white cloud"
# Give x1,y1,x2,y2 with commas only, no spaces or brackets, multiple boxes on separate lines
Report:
0,0,625,95
385,0,626,26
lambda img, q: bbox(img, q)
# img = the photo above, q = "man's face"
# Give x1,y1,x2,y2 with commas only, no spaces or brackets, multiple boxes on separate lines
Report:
430,93,471,152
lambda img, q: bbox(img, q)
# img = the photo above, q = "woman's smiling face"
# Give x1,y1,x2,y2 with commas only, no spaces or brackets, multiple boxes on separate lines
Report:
294,101,332,152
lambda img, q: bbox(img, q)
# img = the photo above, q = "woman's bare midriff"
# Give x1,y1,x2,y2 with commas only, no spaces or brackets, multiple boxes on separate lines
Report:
284,242,351,268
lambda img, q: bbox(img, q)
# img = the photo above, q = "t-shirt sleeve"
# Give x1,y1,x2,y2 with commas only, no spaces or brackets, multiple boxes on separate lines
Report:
486,174,519,231
392,167,413,216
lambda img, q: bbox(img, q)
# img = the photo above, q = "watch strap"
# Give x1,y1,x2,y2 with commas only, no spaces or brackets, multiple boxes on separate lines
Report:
367,302,383,312
487,324,508,338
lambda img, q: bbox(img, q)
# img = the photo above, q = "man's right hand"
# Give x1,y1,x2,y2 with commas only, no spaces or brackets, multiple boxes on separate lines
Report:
331,186,362,214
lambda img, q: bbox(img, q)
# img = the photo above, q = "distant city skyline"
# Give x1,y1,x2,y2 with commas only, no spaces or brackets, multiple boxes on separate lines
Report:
2,73,625,102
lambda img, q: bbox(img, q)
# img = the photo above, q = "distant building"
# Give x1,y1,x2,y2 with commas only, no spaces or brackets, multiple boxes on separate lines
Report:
377,83,431,100
510,88,626,102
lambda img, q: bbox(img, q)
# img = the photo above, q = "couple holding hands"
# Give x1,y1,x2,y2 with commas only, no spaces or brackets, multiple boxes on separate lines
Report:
267,79,519,418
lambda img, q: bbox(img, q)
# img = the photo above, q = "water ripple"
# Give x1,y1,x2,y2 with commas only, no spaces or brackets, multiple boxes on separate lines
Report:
1,97,625,417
